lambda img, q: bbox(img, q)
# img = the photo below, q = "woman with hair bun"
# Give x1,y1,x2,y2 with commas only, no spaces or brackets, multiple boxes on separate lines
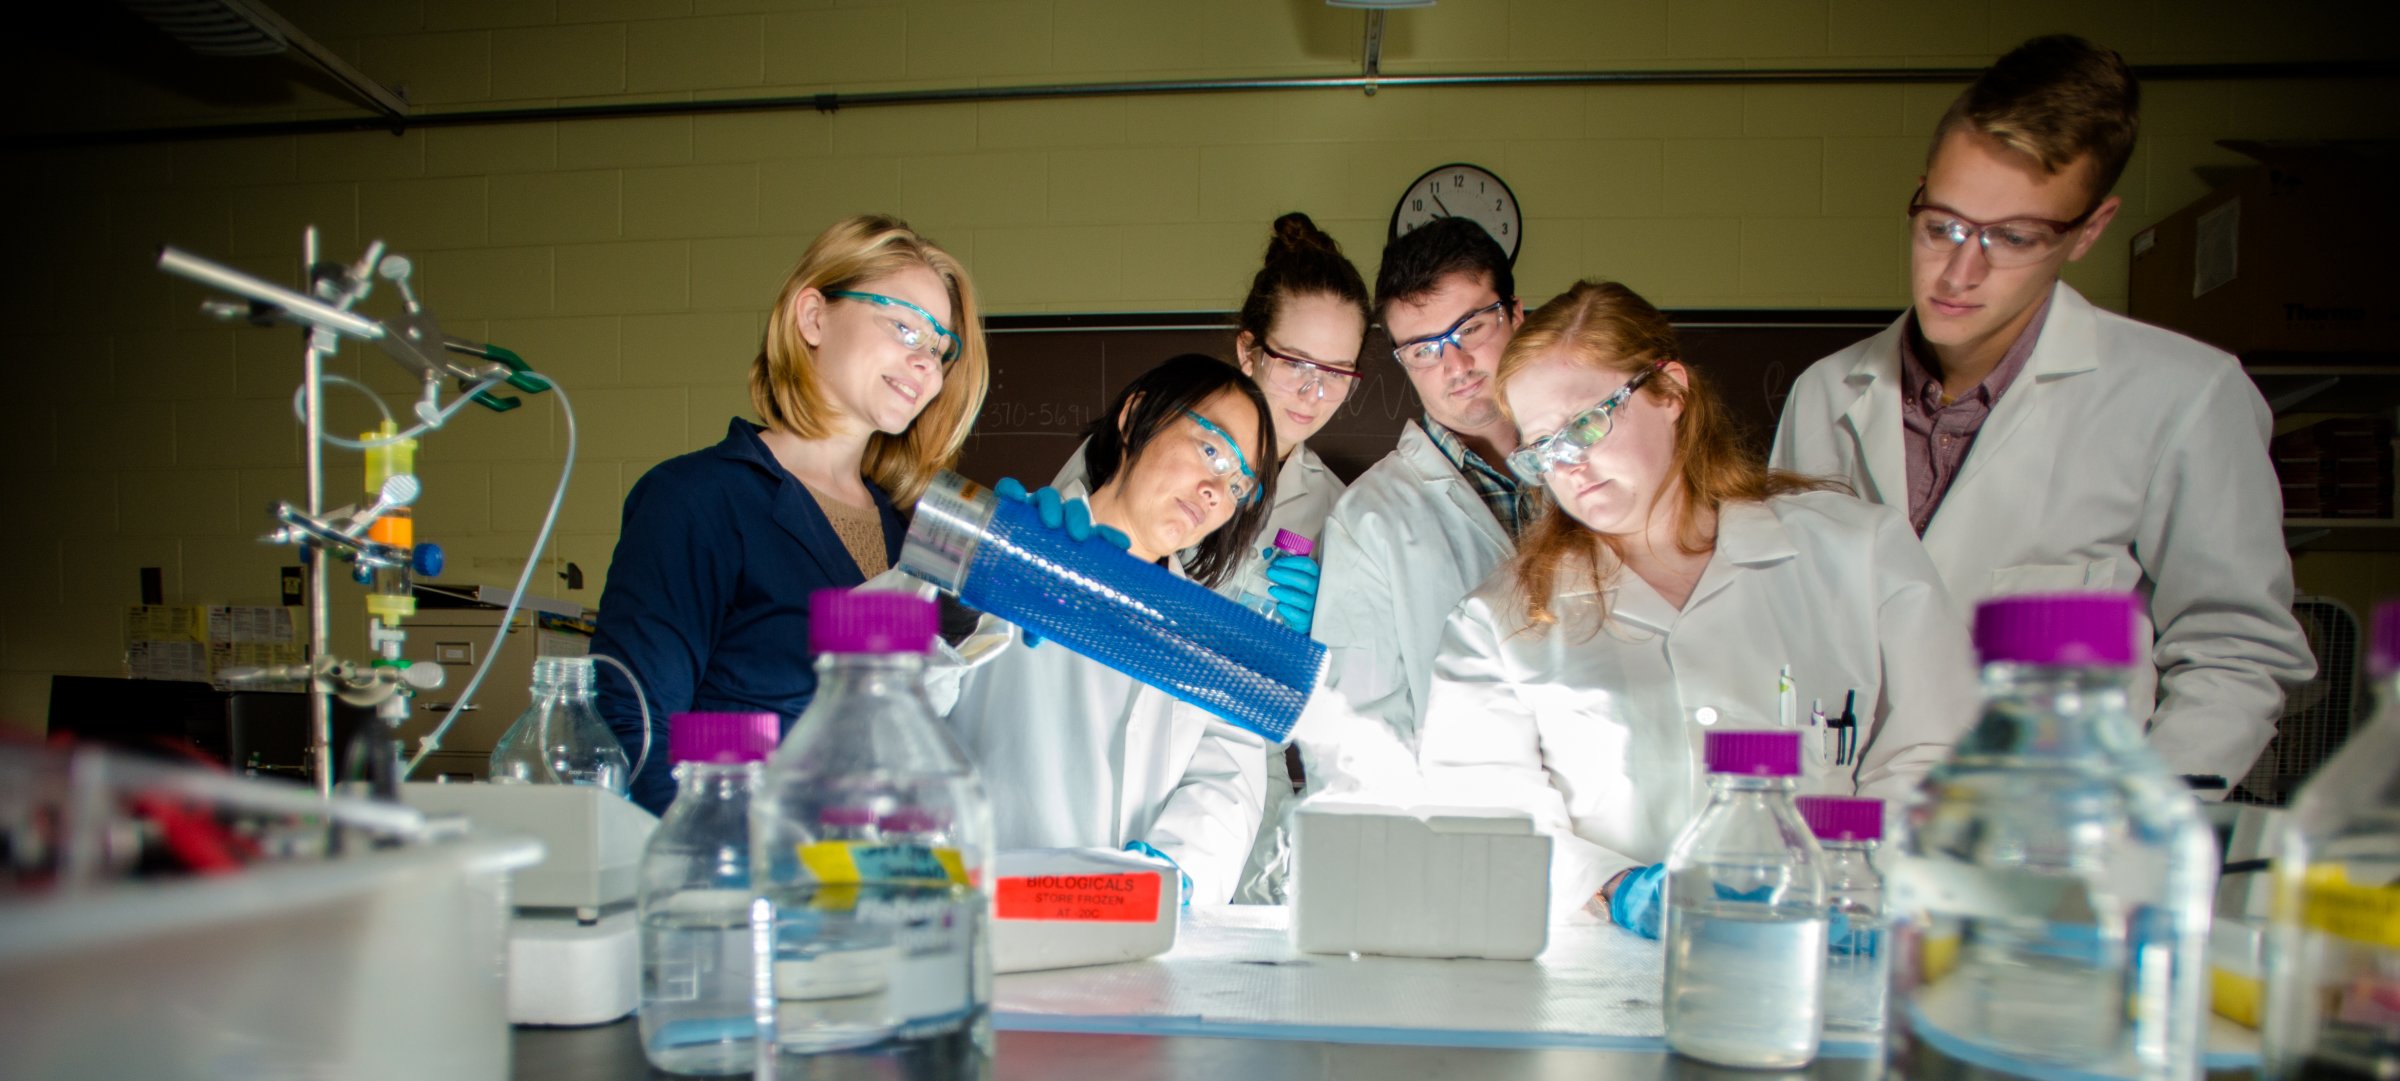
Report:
1221,212,1370,634
1223,212,1372,902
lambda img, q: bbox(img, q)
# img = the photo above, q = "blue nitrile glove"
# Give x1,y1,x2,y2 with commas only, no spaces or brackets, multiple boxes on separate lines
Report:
1123,839,1193,907
992,477,1132,647
1261,550,1320,634
1609,862,1668,940
993,476,1132,549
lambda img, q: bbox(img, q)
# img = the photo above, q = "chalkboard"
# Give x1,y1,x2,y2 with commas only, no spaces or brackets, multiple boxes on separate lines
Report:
953,309,1901,489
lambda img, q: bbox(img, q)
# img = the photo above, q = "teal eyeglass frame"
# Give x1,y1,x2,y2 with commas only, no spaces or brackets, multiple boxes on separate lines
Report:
1181,409,1262,508
826,289,962,363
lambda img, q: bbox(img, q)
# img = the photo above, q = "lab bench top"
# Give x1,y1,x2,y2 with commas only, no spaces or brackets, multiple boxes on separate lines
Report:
510,1023,1880,1081
509,906,2259,1081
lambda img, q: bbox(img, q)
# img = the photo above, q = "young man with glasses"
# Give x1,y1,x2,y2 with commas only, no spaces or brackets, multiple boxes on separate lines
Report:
1771,35,2312,792
1287,216,1530,804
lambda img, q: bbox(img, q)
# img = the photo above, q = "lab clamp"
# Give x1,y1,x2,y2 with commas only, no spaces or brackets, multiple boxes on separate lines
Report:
156,230,552,798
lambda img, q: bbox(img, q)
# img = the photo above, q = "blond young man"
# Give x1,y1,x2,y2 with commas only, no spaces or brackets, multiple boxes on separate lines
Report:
1771,35,2314,792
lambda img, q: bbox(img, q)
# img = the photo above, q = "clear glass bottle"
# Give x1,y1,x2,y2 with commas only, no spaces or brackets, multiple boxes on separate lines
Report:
1885,593,2216,1080
1797,795,1886,1037
1240,529,1314,619
639,711,781,1077
1664,728,1829,1069
488,655,631,793
752,590,993,1080
2264,599,2400,1081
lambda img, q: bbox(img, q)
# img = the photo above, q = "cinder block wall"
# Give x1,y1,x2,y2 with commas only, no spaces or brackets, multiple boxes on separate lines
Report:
1,0,2393,732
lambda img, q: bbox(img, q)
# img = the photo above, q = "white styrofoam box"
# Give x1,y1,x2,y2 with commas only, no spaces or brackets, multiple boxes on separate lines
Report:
0,831,538,1081
401,782,657,912
1292,800,1552,961
991,848,1178,974
507,909,639,1026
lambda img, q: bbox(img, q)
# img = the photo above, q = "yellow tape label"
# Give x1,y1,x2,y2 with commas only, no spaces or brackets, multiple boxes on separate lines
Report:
798,840,969,887
2300,864,2400,950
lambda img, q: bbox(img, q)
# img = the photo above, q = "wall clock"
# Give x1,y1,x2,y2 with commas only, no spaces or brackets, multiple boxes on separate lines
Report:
1389,162,1521,264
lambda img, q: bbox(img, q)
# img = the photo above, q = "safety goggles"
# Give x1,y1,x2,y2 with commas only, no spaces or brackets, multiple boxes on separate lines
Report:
826,289,962,364
1505,365,1661,484
1182,409,1260,507
1905,186,2102,269
1391,299,1510,371
1253,339,1361,402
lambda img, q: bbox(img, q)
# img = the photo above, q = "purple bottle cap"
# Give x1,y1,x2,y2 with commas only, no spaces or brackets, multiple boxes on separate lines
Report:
1272,529,1313,558
877,808,944,835
2373,599,2400,678
811,589,937,655
1974,592,2140,668
668,711,780,764
1704,729,1801,777
1795,796,1884,842
819,806,877,829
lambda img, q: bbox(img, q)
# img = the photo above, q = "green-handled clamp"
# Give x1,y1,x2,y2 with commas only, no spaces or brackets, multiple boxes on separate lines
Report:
441,337,552,412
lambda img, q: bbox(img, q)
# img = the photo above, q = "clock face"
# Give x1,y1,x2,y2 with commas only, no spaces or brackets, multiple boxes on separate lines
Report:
1390,163,1521,263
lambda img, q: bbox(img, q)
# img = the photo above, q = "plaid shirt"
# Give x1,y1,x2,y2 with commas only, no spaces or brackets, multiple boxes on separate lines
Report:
1419,415,1529,540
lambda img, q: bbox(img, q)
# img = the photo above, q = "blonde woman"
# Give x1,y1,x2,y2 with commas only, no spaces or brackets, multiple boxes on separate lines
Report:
591,214,989,812
1415,280,1975,932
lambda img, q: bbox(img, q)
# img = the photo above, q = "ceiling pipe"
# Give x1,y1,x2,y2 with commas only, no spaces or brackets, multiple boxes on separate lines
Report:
7,59,2391,151
123,0,409,121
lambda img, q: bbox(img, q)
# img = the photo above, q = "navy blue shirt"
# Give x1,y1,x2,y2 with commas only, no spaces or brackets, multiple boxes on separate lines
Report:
591,418,905,812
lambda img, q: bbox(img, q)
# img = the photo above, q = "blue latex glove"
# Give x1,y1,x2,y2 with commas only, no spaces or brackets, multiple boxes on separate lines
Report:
993,476,1131,549
1123,839,1193,907
1609,862,1668,940
1260,550,1320,634
993,477,1131,647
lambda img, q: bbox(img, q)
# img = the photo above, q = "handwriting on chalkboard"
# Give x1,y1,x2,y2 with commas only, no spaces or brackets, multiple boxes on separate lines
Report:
1335,368,1419,422
978,399,1099,433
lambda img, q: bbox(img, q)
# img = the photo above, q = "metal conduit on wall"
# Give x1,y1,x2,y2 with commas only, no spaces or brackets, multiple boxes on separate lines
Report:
9,60,2396,150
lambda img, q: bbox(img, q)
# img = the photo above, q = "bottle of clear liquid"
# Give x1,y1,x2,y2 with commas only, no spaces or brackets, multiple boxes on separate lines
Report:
1241,529,1314,619
1797,795,1886,1037
2264,599,2400,1081
488,655,631,793
639,711,781,1076
1664,728,1828,1069
1886,593,2216,1080
752,590,993,1080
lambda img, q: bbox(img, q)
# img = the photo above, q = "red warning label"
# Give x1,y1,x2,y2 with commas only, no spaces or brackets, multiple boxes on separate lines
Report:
995,873,1163,922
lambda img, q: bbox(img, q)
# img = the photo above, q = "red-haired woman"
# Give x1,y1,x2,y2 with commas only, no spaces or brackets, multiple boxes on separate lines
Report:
1415,280,1977,935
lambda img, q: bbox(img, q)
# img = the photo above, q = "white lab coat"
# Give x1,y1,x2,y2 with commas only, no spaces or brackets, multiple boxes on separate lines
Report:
1769,283,2314,785
1416,491,1979,923
940,478,1270,906
1293,421,1515,801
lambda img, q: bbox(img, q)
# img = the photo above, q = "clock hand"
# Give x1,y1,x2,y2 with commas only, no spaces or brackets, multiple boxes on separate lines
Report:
1430,189,1452,217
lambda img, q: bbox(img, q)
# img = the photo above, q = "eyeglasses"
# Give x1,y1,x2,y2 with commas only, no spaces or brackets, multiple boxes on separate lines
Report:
1505,365,1661,484
1905,186,2101,269
1252,339,1361,402
1390,299,1510,371
826,289,962,365
1181,409,1261,507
